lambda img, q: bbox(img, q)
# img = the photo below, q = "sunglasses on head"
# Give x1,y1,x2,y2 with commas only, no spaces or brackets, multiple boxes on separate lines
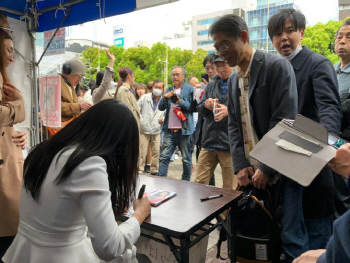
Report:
0,26,13,34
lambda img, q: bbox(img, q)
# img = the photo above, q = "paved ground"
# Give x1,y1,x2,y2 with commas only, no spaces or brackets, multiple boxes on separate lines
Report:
165,152,230,263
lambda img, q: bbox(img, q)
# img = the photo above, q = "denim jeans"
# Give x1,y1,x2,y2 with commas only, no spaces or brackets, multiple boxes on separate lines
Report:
279,177,332,262
158,130,192,181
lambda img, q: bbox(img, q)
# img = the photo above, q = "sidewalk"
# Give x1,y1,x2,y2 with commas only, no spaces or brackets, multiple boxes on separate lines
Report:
166,152,230,263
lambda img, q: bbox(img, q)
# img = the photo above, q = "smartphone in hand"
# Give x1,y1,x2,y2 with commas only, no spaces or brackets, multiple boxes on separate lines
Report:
201,73,209,83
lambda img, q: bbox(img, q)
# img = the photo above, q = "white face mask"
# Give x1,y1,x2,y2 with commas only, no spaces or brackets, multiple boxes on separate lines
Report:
153,89,163,97
278,45,302,61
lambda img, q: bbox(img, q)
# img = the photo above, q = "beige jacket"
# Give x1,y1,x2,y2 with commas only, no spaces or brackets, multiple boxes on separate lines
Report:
116,83,140,127
60,76,80,122
0,73,25,236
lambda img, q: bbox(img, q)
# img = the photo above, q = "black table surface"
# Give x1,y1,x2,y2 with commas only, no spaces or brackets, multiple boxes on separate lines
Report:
135,174,242,238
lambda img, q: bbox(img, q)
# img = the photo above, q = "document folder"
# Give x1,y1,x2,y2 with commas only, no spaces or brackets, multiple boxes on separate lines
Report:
249,115,339,186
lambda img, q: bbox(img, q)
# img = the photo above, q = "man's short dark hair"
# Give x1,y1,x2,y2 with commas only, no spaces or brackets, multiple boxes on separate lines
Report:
268,9,306,41
153,79,163,87
336,19,350,37
209,14,248,39
203,54,216,68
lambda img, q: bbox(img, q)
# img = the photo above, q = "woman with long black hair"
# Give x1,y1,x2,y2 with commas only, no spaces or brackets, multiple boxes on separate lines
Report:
2,100,151,263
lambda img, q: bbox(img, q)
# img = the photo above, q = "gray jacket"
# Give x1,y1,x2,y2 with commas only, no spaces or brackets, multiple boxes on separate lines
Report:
92,66,114,105
197,75,230,150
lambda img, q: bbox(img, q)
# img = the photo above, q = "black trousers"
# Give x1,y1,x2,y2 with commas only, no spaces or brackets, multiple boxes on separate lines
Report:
0,236,15,263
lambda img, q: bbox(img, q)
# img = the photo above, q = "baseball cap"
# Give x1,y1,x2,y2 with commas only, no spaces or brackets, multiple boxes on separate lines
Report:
212,56,225,64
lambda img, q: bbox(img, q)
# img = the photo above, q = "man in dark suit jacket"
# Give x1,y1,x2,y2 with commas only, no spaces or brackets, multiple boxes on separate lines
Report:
267,9,342,262
209,14,298,189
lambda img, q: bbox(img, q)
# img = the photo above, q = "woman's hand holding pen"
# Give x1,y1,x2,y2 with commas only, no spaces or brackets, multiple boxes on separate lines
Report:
133,186,151,224
133,197,151,224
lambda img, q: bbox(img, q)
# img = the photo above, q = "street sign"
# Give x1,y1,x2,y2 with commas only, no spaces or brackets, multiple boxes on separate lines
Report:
44,28,66,56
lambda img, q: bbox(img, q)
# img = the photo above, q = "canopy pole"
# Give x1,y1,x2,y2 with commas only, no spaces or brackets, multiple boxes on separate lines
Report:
0,7,24,16
29,33,40,145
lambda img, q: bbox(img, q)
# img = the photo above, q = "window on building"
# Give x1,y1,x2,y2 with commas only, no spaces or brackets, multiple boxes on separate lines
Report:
251,17,259,26
341,4,350,10
197,30,209,36
250,30,258,40
198,18,216,26
198,40,214,46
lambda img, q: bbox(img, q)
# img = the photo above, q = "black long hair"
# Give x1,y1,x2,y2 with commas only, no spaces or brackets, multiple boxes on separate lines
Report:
23,99,139,215
91,70,105,94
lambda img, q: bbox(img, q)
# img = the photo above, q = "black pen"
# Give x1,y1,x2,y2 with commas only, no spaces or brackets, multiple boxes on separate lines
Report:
200,194,223,202
138,184,146,199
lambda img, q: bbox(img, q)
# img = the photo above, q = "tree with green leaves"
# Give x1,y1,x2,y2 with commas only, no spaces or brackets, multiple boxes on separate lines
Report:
81,42,208,87
302,17,350,64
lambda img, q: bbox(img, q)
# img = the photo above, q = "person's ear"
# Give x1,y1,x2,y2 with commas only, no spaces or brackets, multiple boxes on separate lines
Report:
300,28,305,41
240,30,249,44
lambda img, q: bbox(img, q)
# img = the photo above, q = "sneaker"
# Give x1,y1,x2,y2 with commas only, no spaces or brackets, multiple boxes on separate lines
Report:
150,172,159,176
144,165,151,173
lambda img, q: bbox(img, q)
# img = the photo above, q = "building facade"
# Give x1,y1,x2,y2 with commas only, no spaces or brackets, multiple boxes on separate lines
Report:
192,8,246,53
339,0,350,20
246,0,296,53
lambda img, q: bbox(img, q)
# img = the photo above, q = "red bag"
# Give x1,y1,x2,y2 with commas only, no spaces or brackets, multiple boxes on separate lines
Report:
173,108,187,122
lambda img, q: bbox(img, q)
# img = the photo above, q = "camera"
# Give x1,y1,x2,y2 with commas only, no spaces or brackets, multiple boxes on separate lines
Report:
170,93,179,103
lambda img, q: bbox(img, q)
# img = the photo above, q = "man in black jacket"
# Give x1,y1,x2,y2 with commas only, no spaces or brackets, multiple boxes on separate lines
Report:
268,9,342,262
195,56,236,189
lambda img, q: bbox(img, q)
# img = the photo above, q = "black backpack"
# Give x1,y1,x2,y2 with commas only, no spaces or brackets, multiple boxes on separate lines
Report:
217,185,281,262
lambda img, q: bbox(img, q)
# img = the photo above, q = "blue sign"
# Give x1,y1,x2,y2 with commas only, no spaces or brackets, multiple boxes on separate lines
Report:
114,37,124,47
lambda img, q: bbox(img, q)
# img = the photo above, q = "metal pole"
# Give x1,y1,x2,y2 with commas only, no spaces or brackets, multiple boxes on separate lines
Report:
30,32,40,145
165,45,168,87
266,0,270,52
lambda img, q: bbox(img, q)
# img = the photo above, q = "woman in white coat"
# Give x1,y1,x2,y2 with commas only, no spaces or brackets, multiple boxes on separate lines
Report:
2,100,151,263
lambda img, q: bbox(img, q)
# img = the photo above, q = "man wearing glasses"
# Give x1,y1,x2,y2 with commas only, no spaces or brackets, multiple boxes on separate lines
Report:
60,59,91,123
195,56,236,189
209,14,298,190
158,66,194,181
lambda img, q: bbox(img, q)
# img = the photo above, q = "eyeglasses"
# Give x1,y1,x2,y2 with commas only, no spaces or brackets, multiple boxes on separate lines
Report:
214,43,229,55
0,26,13,35
172,73,182,77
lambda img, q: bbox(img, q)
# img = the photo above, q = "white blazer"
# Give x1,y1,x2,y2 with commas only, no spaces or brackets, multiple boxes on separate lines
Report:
3,149,140,263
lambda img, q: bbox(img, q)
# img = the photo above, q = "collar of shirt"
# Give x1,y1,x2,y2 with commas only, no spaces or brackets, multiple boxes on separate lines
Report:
335,61,350,73
236,48,256,79
152,94,159,111
60,74,72,88
123,83,131,90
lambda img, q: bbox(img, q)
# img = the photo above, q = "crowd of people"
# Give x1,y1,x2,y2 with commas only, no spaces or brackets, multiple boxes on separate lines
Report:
1,7,350,263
